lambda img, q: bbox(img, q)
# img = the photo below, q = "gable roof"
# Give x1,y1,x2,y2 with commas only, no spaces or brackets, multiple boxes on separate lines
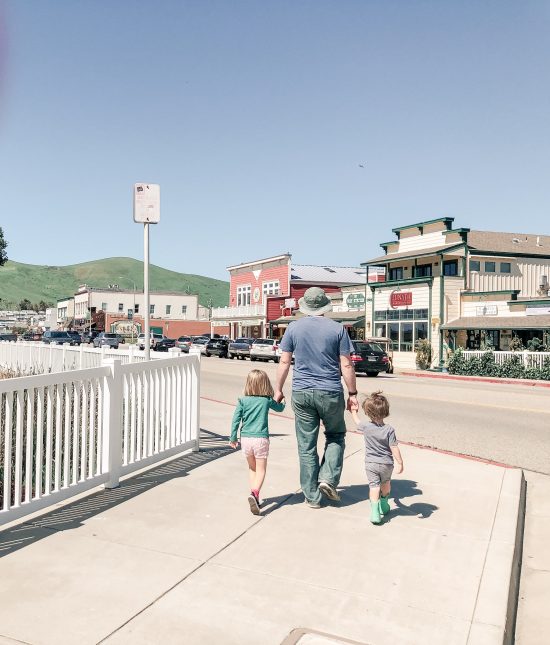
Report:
362,243,462,266
468,231,550,256
290,264,365,285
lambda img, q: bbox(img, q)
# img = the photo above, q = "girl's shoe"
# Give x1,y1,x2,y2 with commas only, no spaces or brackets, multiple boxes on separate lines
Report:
248,494,261,515
370,500,382,525
380,495,391,515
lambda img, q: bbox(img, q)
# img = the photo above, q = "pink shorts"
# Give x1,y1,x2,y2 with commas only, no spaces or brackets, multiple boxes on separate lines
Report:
240,437,270,459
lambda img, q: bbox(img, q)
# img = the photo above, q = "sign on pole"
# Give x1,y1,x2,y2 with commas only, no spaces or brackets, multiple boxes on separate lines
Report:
133,183,160,224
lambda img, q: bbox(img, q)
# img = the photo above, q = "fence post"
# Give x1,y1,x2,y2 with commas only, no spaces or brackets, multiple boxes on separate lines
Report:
79,343,84,369
168,348,180,358
128,344,135,363
523,350,528,368
189,349,201,452
102,358,123,488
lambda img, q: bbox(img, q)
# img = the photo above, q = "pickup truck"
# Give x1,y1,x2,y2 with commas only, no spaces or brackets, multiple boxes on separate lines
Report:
227,337,255,360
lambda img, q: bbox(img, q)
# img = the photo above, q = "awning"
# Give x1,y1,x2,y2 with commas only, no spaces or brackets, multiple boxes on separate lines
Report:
442,315,550,330
270,312,363,326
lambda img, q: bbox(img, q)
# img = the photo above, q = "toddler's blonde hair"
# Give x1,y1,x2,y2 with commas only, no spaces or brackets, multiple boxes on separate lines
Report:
244,369,274,397
362,391,390,423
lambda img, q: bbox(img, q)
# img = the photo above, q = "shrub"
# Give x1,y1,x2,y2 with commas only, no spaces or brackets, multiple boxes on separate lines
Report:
415,338,432,370
447,349,550,380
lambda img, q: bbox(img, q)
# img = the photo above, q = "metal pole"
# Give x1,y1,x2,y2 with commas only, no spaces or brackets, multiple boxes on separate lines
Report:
144,223,150,360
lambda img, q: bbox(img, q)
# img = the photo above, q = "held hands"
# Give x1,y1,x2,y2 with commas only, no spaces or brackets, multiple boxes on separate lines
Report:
351,409,360,425
274,390,284,404
228,441,239,449
346,395,359,413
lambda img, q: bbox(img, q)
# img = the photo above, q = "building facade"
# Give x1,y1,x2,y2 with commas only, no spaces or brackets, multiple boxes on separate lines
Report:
363,217,550,369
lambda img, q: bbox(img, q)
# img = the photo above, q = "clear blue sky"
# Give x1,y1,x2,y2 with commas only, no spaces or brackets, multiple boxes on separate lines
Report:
1,1,549,280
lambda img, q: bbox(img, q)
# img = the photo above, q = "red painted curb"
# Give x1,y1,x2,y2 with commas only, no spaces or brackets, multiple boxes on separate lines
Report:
400,371,550,388
202,395,518,468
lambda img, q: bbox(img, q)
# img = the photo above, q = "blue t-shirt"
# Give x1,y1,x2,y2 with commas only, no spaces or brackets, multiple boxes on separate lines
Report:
279,316,353,392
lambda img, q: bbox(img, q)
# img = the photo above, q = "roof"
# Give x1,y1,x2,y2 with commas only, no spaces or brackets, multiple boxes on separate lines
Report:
290,265,365,285
442,316,550,330
271,311,363,325
227,254,291,271
467,230,550,256
363,243,462,266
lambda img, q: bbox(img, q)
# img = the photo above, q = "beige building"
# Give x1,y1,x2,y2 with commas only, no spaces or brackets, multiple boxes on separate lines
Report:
362,217,550,369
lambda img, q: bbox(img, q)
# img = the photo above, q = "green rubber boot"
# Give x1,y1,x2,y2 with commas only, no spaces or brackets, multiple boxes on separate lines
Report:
380,495,390,515
370,500,382,525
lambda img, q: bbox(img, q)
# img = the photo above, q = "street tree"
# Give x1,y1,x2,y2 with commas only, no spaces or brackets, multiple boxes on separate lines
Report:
19,298,32,311
0,227,7,266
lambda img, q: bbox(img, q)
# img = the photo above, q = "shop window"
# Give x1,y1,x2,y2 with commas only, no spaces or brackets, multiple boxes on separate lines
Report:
400,323,414,352
181,305,187,315
470,260,480,272
485,261,496,273
237,285,251,306
150,304,155,315
443,260,458,276
500,262,511,274
374,323,387,338
101,302,107,311
414,321,428,342
414,264,432,277
374,310,387,321
134,304,139,314
388,323,399,348
389,267,403,281
165,305,171,315
401,309,415,320
118,303,124,312
262,281,280,296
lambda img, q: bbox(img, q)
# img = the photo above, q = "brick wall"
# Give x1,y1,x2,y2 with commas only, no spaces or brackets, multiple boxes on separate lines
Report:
105,314,229,338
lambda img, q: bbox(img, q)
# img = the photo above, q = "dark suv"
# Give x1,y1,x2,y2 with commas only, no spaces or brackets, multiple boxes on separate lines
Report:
205,338,230,358
42,331,77,345
350,340,390,377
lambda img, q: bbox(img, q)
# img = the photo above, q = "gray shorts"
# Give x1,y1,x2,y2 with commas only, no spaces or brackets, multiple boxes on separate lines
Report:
365,462,393,487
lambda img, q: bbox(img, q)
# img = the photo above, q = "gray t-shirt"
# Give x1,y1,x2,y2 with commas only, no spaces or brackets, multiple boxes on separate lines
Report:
360,422,398,465
279,316,353,392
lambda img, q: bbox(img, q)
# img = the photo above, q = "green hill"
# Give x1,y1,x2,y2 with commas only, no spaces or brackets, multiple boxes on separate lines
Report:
0,258,229,308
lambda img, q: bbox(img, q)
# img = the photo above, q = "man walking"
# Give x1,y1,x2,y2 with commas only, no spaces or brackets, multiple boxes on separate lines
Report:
274,287,359,508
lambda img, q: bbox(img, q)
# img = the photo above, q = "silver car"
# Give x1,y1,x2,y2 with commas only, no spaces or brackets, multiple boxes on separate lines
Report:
250,338,280,363
93,332,121,349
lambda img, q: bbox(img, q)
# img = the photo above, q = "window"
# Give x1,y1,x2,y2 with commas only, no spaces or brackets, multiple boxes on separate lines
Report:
470,260,480,272
237,285,251,306
414,264,432,277
134,304,139,314
374,323,387,338
165,305,171,315
400,323,414,352
118,303,124,312
388,323,399,347
181,305,187,315
485,261,496,273
150,304,155,314
443,260,458,276
262,281,280,296
500,262,511,274
414,321,428,342
373,309,429,352
101,302,107,311
389,267,403,281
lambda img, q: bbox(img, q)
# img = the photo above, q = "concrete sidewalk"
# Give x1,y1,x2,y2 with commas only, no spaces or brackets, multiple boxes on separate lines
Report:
0,400,524,645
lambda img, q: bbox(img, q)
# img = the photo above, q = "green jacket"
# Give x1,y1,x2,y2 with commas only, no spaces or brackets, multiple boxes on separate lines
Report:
230,396,286,442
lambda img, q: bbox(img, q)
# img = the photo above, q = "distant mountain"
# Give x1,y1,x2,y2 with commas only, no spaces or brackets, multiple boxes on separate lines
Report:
0,258,229,308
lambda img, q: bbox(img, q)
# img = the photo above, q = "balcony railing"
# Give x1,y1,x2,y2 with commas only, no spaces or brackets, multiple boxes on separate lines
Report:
211,304,265,319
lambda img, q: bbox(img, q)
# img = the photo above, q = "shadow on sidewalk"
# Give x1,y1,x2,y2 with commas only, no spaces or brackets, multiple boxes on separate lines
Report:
0,430,233,558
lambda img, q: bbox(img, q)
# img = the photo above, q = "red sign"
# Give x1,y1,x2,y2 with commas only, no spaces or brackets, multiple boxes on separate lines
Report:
390,291,412,308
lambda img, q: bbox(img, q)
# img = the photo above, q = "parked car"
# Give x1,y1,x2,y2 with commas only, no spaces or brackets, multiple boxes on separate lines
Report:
93,332,121,349
81,330,100,344
154,337,176,352
250,338,280,363
20,331,42,341
227,338,255,360
350,340,390,377
175,336,193,352
137,332,166,350
0,333,18,342
205,337,230,358
189,337,210,355
42,330,78,345
67,331,82,345
364,336,394,374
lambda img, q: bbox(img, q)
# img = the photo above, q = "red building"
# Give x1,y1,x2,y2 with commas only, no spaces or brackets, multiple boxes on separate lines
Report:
210,254,365,338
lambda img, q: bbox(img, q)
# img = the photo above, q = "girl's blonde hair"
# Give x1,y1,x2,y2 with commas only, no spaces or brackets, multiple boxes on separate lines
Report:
244,369,274,397
362,390,390,423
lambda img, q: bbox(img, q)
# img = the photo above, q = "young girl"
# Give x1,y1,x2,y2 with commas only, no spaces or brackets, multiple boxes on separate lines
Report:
352,391,404,525
229,369,285,515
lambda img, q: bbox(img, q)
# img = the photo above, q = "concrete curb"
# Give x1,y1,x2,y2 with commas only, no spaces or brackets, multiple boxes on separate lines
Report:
467,469,526,644
400,371,550,388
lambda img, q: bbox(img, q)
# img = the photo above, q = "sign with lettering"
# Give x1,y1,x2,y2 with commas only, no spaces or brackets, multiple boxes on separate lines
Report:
390,291,412,309
346,293,366,309
476,305,498,316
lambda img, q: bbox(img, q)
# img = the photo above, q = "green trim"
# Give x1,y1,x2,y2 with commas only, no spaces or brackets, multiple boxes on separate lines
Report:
470,249,550,260
392,217,454,234
368,276,434,289
508,298,550,306
443,228,471,235
428,281,432,345
379,240,399,249
362,243,465,267
439,272,445,368
463,289,521,297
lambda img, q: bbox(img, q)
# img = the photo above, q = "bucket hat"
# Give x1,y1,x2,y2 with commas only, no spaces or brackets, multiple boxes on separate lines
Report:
298,287,333,316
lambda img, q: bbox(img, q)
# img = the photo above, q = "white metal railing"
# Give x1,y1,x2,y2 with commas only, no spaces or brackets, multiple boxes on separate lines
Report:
461,350,550,369
0,341,172,374
211,303,265,319
0,353,200,526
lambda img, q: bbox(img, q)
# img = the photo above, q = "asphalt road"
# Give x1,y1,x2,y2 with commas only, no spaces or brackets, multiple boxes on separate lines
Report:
199,355,550,474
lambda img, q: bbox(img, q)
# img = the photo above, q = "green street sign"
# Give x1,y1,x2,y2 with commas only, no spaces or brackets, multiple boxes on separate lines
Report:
346,293,366,309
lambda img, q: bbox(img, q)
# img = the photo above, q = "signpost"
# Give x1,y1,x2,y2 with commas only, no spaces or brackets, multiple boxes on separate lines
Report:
133,183,160,359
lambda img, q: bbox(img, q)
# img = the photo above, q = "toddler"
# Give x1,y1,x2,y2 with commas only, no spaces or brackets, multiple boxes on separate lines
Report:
352,391,403,525
229,369,285,515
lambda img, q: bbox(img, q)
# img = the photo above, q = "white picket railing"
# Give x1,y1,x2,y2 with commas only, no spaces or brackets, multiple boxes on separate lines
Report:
0,353,200,526
0,340,172,374
461,350,550,369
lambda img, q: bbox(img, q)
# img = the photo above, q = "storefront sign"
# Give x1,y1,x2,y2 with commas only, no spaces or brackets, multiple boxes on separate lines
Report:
110,320,141,336
346,293,366,309
476,305,498,316
285,298,296,308
390,291,412,308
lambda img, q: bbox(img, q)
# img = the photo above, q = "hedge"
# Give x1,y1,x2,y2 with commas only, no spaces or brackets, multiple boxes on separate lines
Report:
447,348,550,381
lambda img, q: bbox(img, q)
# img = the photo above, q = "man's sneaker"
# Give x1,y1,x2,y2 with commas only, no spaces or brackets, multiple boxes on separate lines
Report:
248,494,261,515
319,481,341,502
305,499,321,509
